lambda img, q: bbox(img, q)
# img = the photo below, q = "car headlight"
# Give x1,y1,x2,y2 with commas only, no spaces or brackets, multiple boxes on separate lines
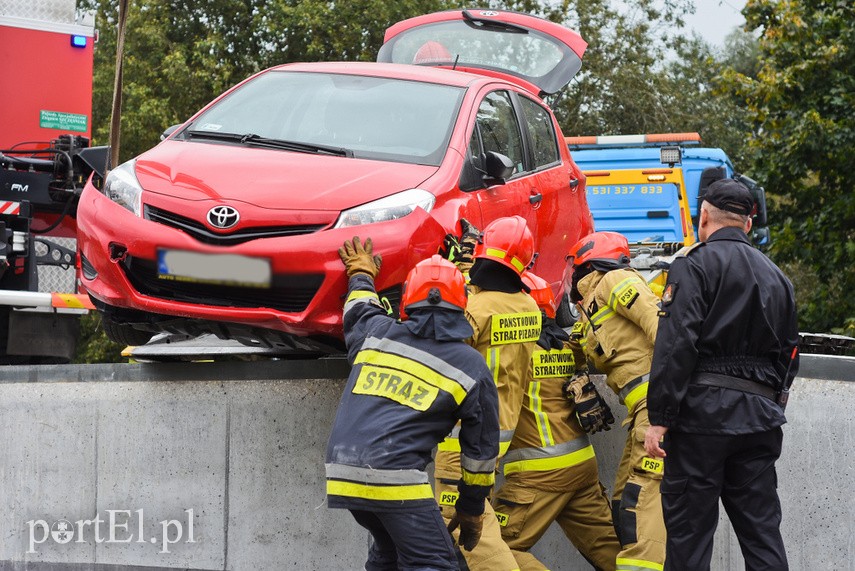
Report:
102,160,142,216
333,188,436,228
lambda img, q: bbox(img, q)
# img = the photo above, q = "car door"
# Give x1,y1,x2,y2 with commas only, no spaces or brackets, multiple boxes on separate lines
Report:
466,89,532,232
514,94,579,281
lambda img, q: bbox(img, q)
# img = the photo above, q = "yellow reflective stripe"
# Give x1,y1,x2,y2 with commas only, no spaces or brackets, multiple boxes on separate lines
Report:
487,347,500,385
326,480,433,501
608,277,639,310
503,445,595,474
529,382,554,447
590,306,615,326
616,558,664,571
461,469,495,487
622,381,649,411
438,435,511,455
346,290,378,303
355,350,467,405
484,247,525,272
499,440,512,457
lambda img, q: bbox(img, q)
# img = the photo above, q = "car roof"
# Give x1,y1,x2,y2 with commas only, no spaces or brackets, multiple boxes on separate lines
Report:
268,61,490,89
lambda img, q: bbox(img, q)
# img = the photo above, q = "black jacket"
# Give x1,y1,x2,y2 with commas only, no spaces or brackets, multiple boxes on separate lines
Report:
325,274,499,514
648,227,799,435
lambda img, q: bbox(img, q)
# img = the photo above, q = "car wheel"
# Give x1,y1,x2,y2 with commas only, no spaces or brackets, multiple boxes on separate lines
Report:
555,293,579,328
101,314,154,346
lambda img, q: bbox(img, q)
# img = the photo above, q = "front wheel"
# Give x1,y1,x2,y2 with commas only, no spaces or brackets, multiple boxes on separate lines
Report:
555,293,579,329
101,314,154,346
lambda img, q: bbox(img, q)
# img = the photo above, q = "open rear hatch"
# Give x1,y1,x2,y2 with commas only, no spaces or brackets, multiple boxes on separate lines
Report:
378,9,586,97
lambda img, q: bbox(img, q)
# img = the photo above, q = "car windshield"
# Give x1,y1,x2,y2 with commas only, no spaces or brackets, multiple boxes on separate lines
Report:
182,71,465,166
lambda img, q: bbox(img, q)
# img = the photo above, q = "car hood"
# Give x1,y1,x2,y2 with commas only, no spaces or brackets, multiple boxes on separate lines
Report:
134,140,438,211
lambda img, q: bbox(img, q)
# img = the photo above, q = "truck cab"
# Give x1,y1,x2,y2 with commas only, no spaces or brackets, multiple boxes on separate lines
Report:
567,133,769,295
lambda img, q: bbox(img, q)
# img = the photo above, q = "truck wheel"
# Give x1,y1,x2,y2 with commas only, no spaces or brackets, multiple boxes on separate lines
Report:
101,315,154,346
555,294,579,328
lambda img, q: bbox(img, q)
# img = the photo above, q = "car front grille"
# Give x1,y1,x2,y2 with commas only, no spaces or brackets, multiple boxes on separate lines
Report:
144,205,326,246
121,256,322,313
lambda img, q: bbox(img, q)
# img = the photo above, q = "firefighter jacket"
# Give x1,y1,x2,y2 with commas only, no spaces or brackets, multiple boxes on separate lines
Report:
326,274,500,515
502,338,598,492
435,285,540,480
569,268,660,415
648,226,799,435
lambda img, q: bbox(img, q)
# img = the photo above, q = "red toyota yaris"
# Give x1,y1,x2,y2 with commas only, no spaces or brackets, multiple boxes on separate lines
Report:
77,9,594,352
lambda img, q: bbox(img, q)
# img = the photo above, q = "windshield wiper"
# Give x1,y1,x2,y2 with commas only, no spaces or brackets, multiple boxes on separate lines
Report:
185,130,352,157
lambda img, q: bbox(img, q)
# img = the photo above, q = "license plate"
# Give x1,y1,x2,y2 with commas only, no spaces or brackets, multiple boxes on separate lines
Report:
157,249,271,288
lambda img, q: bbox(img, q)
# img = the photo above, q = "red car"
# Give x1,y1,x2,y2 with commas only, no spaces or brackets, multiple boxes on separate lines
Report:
77,9,594,352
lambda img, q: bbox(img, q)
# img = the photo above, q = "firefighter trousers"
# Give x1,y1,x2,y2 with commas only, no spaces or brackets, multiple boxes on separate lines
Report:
350,507,458,571
612,404,666,571
435,479,520,571
660,427,787,571
493,477,620,571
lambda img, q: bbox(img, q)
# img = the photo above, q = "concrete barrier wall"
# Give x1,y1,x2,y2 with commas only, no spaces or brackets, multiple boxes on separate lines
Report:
0,355,851,570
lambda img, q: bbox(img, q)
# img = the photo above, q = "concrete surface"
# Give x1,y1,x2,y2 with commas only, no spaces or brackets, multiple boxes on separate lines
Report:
0,356,851,570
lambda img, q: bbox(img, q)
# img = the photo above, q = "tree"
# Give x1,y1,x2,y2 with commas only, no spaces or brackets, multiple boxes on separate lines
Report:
720,0,855,332
83,0,463,161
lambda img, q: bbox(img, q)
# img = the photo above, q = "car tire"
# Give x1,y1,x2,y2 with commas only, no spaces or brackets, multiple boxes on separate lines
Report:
555,293,579,328
101,315,154,346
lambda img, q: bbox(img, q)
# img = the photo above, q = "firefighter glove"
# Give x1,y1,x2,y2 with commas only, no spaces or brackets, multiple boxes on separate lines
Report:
563,373,615,434
458,218,480,261
447,510,483,551
338,237,382,278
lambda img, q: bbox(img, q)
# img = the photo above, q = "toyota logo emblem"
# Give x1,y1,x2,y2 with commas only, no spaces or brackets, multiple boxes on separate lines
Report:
207,205,240,229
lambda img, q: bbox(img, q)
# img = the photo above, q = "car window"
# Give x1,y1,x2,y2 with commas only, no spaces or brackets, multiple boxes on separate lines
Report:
471,91,525,175
183,71,465,167
519,96,560,169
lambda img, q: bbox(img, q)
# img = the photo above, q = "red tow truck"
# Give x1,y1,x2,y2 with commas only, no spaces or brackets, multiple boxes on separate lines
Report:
0,0,106,362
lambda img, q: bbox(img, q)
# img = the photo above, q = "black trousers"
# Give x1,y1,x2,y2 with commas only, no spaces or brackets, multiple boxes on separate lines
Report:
661,427,788,571
350,507,458,571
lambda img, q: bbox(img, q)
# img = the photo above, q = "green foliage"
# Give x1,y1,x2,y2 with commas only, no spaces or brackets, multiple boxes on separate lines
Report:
720,0,855,332
73,312,125,364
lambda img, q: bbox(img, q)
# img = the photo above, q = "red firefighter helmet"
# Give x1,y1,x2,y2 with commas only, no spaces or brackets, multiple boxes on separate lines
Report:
474,215,534,276
400,255,467,319
521,272,556,319
567,231,630,269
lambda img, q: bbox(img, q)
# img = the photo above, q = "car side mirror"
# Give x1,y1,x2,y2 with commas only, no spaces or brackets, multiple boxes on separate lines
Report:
751,226,770,249
484,151,514,184
733,173,767,227
161,124,183,141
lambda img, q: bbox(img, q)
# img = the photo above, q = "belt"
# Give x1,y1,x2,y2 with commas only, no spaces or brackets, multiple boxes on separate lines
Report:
691,372,777,400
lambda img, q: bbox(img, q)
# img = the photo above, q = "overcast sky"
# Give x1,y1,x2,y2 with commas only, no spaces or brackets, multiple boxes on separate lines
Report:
684,0,748,47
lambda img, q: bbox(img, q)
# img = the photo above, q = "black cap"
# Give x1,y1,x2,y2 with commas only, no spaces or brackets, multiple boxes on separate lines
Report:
701,179,754,216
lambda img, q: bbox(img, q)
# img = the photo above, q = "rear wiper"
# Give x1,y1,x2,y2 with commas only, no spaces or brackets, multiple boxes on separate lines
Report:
462,9,528,34
185,130,352,157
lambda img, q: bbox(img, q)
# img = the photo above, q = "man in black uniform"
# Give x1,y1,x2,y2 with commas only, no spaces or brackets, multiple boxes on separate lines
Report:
643,179,799,571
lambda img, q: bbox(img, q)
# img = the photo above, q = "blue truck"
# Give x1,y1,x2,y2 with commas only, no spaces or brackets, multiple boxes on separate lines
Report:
565,132,768,298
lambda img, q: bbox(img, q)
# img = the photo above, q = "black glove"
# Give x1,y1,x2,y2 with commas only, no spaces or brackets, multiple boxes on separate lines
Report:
562,372,615,434
447,510,483,551
441,218,481,272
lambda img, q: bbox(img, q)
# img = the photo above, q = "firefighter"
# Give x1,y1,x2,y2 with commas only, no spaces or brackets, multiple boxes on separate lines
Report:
643,179,799,570
493,271,620,571
435,215,540,570
566,231,665,571
326,238,500,571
